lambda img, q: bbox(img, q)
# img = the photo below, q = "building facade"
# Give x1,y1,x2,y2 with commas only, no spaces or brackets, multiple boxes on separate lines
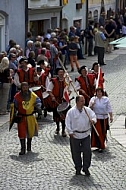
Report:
0,0,26,51
28,0,61,37
61,0,87,30
28,0,87,36
88,0,116,22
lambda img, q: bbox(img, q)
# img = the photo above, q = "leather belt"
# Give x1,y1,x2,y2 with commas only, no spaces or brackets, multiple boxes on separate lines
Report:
74,129,89,133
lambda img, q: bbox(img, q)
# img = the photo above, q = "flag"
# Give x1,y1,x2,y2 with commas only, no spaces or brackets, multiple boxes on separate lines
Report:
63,85,69,102
96,66,104,89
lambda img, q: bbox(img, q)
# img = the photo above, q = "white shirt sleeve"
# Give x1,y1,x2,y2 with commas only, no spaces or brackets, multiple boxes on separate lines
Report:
46,81,54,92
86,107,97,124
107,98,112,113
14,72,21,87
45,76,50,89
75,80,80,90
65,109,74,134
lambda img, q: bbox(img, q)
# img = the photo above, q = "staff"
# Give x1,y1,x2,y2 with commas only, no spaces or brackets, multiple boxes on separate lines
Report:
58,57,99,137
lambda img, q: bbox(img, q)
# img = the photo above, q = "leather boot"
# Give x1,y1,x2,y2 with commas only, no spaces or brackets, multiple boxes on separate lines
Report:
19,139,26,155
27,138,32,151
55,122,60,134
61,120,66,137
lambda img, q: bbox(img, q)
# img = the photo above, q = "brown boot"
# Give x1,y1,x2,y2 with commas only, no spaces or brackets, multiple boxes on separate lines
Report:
19,139,26,155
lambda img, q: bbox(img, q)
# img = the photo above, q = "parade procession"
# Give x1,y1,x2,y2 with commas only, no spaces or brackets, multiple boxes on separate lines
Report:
0,0,126,189
1,36,113,167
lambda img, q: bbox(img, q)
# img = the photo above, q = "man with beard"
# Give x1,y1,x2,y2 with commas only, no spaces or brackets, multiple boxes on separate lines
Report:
13,82,42,155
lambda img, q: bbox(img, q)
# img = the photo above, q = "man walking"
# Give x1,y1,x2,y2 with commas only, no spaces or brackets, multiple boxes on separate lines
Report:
13,82,42,155
65,95,96,175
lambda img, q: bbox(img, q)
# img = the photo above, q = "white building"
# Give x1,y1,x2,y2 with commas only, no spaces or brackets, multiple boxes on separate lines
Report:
28,0,61,37
28,0,87,35
61,0,87,30
0,0,26,51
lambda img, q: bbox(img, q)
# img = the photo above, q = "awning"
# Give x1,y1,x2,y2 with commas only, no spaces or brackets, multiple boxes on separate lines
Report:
109,36,126,45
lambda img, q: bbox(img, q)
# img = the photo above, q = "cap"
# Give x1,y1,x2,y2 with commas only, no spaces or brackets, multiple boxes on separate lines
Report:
37,60,44,65
91,62,98,70
56,67,64,75
19,57,28,64
78,65,87,74
21,82,28,87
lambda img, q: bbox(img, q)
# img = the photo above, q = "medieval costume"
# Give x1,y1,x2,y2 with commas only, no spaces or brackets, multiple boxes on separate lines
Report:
75,66,96,106
13,82,42,155
47,68,71,137
14,57,38,89
88,87,113,152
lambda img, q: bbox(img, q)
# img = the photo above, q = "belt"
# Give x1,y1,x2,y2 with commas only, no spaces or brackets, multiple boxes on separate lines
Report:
74,129,90,133
18,113,34,116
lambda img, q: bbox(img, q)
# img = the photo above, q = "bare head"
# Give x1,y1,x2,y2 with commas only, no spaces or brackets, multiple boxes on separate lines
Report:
21,82,29,93
76,95,85,109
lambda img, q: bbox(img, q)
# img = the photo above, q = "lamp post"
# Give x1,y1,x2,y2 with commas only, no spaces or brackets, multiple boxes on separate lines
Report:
85,0,88,54
100,0,105,14
25,0,28,39
115,0,118,12
60,0,62,29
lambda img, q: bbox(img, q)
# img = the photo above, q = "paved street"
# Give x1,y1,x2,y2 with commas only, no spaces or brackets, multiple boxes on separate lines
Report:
0,48,126,190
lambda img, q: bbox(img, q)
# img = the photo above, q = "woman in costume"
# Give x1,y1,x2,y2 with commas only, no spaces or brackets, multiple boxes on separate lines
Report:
88,87,113,152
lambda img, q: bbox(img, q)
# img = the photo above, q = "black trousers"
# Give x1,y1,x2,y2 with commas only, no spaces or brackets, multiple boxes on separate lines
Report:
70,135,91,172
87,38,93,55
97,46,105,65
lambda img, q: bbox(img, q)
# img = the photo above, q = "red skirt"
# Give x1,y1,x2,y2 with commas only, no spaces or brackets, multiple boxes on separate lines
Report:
91,118,109,149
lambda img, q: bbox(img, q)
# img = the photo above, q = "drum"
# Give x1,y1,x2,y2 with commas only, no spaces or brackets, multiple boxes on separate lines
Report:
57,102,71,119
43,93,58,112
29,86,43,101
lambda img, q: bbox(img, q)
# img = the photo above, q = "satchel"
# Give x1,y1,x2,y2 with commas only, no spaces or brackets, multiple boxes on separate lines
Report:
14,115,22,123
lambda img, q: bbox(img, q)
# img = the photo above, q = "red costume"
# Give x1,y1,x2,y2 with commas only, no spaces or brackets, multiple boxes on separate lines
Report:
76,74,95,106
14,91,40,139
17,67,36,86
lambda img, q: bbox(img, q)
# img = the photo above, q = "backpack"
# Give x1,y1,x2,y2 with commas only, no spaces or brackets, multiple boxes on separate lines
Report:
84,27,90,38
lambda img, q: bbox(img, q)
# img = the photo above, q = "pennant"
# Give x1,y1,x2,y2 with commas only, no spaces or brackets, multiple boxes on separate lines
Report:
96,66,104,89
63,85,69,102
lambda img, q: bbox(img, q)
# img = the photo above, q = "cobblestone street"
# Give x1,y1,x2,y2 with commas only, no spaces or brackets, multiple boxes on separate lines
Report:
0,49,126,190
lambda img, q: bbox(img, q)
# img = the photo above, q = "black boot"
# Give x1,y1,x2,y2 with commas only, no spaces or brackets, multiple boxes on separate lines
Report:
44,108,47,117
27,138,32,151
55,122,60,134
61,120,66,137
19,139,26,155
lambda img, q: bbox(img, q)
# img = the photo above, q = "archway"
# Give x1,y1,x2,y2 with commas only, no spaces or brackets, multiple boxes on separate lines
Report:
62,18,68,30
94,10,98,22
0,13,5,51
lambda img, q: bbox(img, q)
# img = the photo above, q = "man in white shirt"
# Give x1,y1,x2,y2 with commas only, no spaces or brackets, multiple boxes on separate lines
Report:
65,95,96,175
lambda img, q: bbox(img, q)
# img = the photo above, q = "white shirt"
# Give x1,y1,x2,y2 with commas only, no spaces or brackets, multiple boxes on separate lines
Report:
65,106,97,139
89,96,112,119
122,25,126,35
